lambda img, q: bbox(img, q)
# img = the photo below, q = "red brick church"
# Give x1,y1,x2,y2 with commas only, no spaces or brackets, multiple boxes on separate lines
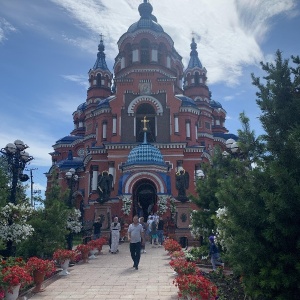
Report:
46,0,236,239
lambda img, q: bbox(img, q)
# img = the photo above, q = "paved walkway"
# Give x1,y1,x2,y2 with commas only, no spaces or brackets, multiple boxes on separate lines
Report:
25,243,181,300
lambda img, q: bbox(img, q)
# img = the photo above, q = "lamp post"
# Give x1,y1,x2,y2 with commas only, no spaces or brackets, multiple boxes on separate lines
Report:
65,168,79,250
0,140,33,257
0,140,33,204
65,168,79,208
222,138,240,158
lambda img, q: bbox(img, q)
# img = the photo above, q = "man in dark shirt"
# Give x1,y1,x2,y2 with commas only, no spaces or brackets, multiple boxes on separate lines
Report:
157,216,164,246
93,217,102,240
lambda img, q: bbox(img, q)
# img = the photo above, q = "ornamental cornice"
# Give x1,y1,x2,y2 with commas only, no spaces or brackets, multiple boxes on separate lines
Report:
179,107,200,115
184,147,205,153
116,68,175,80
128,96,163,115
102,142,187,150
198,132,214,139
118,30,174,49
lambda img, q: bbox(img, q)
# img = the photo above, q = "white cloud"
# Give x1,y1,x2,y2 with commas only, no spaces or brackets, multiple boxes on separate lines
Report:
61,74,89,89
0,17,16,43
48,0,297,86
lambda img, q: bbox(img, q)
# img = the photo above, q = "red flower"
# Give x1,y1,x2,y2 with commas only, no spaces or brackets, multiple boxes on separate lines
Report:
26,257,56,277
87,238,106,251
53,249,77,264
169,258,199,275
173,274,217,300
0,265,32,292
163,238,182,253
75,243,93,254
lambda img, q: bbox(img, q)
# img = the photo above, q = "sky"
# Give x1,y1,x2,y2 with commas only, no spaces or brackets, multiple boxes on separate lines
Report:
0,0,299,199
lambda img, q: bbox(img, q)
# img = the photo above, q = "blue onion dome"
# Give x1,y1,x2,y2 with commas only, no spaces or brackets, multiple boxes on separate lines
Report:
127,0,164,33
187,38,203,69
125,143,165,166
175,95,197,108
210,99,223,109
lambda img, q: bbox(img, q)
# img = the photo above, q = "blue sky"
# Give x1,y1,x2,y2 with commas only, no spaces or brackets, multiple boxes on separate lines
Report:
0,0,299,198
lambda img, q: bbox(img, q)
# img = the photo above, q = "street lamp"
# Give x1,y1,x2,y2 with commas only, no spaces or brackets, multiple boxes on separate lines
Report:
0,140,33,204
65,168,79,208
223,138,240,158
65,168,79,250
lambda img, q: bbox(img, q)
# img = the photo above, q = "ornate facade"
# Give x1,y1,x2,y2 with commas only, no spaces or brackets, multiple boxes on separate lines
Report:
46,0,236,238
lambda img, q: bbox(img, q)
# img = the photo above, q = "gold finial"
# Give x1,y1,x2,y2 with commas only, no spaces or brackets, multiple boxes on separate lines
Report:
141,116,149,131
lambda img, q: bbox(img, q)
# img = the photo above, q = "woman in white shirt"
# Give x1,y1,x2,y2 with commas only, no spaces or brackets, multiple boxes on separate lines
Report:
110,217,121,254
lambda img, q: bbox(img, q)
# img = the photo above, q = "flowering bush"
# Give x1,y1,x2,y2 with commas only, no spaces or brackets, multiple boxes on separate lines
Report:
88,237,106,251
121,196,132,216
75,243,93,254
173,274,217,300
157,195,168,215
163,238,182,253
169,197,176,219
26,257,56,277
0,203,34,243
0,265,32,292
169,258,198,275
0,256,25,269
53,249,76,264
170,250,185,259
67,209,82,233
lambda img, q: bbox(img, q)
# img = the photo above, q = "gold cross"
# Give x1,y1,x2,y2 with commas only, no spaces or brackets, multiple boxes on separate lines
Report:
141,116,149,131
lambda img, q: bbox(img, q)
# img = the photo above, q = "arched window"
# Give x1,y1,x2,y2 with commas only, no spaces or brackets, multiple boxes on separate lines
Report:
136,103,156,142
158,43,166,66
96,73,101,86
140,39,150,64
194,72,200,85
125,44,132,67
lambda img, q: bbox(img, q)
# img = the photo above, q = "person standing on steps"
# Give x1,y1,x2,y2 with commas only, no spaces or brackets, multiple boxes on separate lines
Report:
128,215,144,270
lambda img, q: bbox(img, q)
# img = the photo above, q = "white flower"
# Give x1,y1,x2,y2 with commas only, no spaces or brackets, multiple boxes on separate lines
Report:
121,196,132,216
0,203,34,243
157,196,168,215
67,208,82,233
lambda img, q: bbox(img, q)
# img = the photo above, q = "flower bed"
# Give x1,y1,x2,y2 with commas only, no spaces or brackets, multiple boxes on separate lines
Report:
169,258,199,275
173,273,217,300
163,238,182,253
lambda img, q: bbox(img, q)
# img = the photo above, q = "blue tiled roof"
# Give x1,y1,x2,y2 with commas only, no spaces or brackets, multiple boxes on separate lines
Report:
213,133,238,140
210,99,223,109
56,157,84,170
97,96,114,108
187,38,203,69
77,102,87,111
55,135,83,144
124,143,165,167
175,95,197,108
92,39,109,71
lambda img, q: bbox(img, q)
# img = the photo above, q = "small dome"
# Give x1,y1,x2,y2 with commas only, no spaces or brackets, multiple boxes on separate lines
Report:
210,99,223,109
125,143,165,166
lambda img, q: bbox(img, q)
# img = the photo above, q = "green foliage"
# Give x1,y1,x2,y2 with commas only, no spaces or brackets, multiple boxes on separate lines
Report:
192,51,300,299
16,171,70,258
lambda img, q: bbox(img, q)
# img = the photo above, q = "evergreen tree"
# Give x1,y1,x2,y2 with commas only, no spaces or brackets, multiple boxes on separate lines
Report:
219,51,300,299
17,171,70,258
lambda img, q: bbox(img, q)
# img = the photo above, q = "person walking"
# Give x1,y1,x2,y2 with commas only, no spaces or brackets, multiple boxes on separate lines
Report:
139,217,147,253
208,236,224,271
92,217,102,240
110,217,121,254
128,215,144,270
157,216,164,246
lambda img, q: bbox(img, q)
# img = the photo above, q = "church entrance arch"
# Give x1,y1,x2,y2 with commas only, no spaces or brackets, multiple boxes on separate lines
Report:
132,179,157,221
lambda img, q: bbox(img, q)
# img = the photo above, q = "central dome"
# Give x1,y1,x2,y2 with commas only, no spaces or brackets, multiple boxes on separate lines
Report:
125,143,165,166
127,0,164,33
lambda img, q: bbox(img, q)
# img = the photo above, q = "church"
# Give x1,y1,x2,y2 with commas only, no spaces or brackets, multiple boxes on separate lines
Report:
46,0,236,240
